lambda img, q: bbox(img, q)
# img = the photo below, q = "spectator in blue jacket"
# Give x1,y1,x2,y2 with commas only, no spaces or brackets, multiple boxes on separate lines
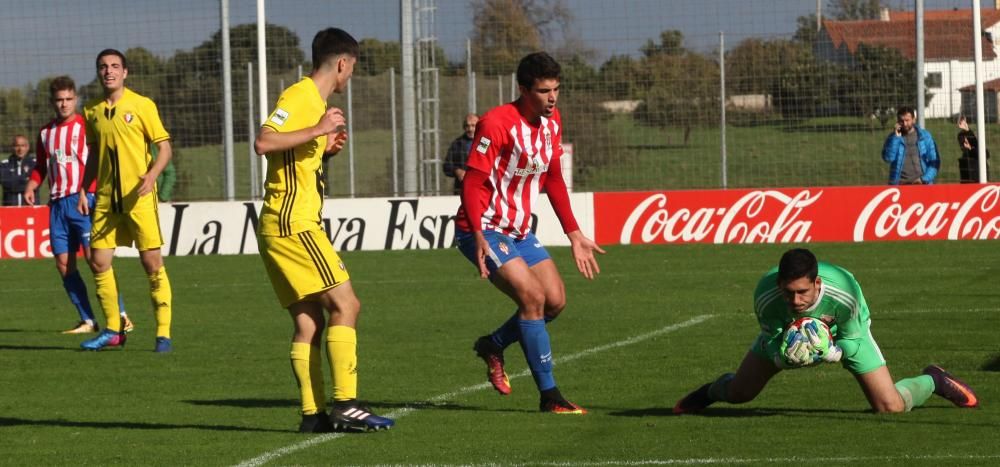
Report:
881,106,939,185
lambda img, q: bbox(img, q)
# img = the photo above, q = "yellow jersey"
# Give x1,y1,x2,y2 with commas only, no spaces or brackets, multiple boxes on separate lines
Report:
258,77,329,237
84,87,170,213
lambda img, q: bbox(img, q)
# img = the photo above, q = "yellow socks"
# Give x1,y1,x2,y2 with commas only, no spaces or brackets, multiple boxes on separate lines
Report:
290,342,327,415
94,269,121,332
326,325,358,401
148,266,172,338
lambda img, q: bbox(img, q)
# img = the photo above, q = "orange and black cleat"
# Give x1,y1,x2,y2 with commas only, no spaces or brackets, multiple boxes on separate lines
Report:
540,397,587,415
923,365,979,408
474,336,512,395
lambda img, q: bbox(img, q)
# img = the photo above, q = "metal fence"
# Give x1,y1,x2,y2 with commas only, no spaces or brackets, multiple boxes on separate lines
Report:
0,0,995,203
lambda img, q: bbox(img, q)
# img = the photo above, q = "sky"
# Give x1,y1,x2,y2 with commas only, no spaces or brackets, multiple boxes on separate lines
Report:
0,0,987,89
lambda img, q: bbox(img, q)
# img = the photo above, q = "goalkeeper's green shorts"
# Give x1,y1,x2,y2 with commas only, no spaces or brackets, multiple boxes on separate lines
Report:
749,328,886,375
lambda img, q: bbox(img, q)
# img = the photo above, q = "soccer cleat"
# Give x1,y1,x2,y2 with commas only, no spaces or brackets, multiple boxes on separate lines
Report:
80,329,126,350
540,397,588,415
298,413,334,433
473,336,512,395
154,337,172,353
62,321,99,334
329,403,395,432
923,365,979,408
122,315,134,334
673,383,715,415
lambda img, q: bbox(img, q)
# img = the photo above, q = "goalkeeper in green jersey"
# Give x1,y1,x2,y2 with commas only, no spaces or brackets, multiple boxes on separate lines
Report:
674,248,979,414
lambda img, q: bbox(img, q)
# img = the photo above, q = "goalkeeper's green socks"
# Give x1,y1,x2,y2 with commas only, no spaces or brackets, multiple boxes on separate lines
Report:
894,375,934,411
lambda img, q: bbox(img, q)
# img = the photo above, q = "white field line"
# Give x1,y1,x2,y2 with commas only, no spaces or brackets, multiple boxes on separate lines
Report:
233,315,715,467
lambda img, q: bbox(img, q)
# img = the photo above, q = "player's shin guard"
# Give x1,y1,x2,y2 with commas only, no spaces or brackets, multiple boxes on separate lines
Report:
894,375,934,411
326,326,358,402
62,270,96,322
290,342,327,415
518,319,556,391
148,267,172,338
707,373,736,403
94,269,121,332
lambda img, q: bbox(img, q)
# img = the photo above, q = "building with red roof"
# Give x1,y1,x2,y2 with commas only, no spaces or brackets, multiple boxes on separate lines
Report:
818,8,1000,118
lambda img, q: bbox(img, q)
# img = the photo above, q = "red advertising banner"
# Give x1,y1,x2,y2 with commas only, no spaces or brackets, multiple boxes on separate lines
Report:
0,206,51,259
594,184,1000,245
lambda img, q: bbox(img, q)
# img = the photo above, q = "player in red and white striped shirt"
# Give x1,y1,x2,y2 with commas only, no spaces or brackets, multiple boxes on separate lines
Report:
24,76,130,335
456,52,605,414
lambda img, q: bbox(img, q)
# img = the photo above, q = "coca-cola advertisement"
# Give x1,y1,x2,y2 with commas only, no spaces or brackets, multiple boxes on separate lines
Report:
594,184,1000,245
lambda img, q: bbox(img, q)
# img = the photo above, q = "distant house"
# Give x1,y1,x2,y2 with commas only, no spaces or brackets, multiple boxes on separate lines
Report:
959,78,1000,122
818,8,1000,119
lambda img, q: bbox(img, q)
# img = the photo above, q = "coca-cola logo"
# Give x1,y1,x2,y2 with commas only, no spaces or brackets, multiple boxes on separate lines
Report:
853,186,1000,241
619,190,821,245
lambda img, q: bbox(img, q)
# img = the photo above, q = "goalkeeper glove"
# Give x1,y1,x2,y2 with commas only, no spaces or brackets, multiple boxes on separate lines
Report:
800,321,843,363
783,330,814,367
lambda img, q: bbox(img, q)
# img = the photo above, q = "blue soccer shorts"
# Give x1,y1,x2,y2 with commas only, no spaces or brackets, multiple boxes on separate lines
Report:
49,192,95,256
455,229,551,277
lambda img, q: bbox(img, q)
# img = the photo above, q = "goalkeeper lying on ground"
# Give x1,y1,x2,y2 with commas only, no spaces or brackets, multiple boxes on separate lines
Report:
674,248,979,414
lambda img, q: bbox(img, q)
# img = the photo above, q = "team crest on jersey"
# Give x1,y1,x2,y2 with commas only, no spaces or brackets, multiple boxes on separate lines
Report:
123,112,134,124
498,241,510,255
476,136,491,154
53,149,72,164
544,130,552,152
270,108,289,126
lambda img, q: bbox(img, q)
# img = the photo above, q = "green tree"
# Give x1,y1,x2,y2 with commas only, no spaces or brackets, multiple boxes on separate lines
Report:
0,87,31,144
470,0,543,75
630,30,720,143
793,14,820,44
469,0,576,76
597,55,643,100
356,38,449,76
830,0,883,20
640,30,685,58
838,44,916,117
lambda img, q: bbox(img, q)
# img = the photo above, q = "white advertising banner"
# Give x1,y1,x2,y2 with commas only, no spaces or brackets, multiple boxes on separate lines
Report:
106,193,594,258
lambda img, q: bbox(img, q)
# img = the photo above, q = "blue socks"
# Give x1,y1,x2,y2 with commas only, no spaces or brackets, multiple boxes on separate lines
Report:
489,313,522,349
62,270,95,322
518,318,556,391
490,312,556,349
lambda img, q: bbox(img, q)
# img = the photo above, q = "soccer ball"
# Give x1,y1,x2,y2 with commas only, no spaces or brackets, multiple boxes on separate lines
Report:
780,316,834,366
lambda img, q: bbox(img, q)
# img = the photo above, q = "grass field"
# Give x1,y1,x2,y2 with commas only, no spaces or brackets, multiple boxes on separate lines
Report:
1,241,998,466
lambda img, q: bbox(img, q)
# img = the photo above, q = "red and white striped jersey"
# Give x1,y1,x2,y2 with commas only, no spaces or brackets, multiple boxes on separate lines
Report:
456,103,569,239
31,114,94,200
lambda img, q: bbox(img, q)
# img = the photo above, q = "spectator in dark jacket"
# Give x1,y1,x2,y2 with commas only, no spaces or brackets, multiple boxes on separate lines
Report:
0,135,37,206
956,115,990,183
442,113,479,194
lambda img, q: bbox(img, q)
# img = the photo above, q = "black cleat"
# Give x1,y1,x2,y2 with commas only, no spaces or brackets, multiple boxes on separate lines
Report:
673,383,714,414
329,402,394,432
298,413,334,433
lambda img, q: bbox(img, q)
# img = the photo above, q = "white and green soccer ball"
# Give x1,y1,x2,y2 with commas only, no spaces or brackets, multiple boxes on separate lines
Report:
780,316,834,366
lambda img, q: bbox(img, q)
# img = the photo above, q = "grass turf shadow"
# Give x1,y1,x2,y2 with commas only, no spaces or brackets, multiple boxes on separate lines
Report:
0,416,287,433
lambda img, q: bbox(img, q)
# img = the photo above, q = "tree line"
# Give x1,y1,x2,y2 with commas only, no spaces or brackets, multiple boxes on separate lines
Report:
0,0,915,151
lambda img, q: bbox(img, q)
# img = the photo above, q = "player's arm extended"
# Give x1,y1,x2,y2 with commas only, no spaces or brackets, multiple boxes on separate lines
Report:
544,155,605,279
254,107,345,155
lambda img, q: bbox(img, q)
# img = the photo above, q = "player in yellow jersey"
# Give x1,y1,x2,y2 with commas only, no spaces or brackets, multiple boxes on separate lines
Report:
254,28,394,433
78,49,174,353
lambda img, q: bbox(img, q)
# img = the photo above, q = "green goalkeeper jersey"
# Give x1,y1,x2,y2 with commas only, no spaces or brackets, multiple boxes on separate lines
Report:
752,261,872,363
